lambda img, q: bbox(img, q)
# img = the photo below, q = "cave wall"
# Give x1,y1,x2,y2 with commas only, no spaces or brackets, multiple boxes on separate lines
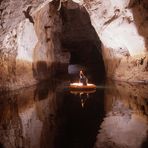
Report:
0,0,148,91
83,0,148,83
0,1,69,91
0,0,53,41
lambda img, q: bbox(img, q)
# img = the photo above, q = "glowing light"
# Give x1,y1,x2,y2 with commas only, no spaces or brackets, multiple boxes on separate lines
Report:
69,83,97,91
70,82,83,86
70,83,95,86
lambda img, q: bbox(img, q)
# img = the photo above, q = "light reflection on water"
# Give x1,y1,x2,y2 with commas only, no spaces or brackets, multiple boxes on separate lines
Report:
0,79,147,148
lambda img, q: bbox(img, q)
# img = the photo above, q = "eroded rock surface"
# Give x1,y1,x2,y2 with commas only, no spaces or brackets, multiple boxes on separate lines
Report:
0,1,69,91
83,0,148,82
0,0,148,90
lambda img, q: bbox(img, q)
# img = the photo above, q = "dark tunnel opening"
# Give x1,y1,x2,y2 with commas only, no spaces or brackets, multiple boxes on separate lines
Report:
60,4,106,84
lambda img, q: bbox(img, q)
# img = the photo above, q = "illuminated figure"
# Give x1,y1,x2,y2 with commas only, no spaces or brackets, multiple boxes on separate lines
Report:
79,70,88,85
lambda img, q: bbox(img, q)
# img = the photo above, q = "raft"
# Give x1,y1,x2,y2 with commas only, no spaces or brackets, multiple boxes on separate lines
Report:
69,83,96,91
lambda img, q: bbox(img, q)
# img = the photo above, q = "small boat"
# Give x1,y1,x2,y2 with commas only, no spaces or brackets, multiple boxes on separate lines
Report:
69,83,96,91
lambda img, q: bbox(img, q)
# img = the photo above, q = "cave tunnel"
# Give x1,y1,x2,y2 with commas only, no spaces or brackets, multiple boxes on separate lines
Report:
0,1,148,148
60,5,106,84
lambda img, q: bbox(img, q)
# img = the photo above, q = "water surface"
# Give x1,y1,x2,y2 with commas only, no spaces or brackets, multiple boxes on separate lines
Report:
0,79,147,148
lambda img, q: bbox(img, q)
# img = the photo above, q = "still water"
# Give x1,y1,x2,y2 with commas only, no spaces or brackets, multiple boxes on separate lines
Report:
0,79,147,148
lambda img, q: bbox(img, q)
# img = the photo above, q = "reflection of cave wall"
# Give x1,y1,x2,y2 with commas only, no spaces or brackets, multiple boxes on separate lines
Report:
0,80,64,148
104,81,148,118
60,4,106,83
94,81,148,148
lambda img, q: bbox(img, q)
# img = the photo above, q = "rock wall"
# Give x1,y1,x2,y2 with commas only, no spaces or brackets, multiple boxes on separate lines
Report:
83,0,148,83
0,2,70,91
0,0,53,41
1,0,148,91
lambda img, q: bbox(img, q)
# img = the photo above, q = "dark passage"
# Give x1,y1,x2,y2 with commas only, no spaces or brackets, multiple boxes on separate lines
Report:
60,4,106,84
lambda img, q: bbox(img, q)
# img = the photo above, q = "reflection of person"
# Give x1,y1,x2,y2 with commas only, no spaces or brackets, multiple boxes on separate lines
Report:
79,92,89,108
79,70,88,85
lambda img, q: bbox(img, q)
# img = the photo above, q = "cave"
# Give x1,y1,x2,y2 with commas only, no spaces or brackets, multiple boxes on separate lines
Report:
60,4,105,84
0,0,148,148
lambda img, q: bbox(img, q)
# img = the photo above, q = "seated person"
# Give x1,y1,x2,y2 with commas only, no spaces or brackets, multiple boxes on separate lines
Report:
79,70,88,85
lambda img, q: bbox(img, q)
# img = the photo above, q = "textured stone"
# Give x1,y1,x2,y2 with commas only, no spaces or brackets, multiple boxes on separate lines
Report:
83,0,148,82
0,2,70,91
0,0,148,90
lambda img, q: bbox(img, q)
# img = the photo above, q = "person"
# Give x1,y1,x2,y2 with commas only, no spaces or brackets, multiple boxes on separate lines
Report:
79,70,88,85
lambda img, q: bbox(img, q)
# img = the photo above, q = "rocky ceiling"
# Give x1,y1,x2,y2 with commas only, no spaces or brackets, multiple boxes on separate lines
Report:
0,0,148,53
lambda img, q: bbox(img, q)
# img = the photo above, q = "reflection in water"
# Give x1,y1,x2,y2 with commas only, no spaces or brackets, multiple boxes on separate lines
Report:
0,79,60,148
55,88,104,148
0,79,147,148
70,90,96,108
95,81,148,148
80,93,90,108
